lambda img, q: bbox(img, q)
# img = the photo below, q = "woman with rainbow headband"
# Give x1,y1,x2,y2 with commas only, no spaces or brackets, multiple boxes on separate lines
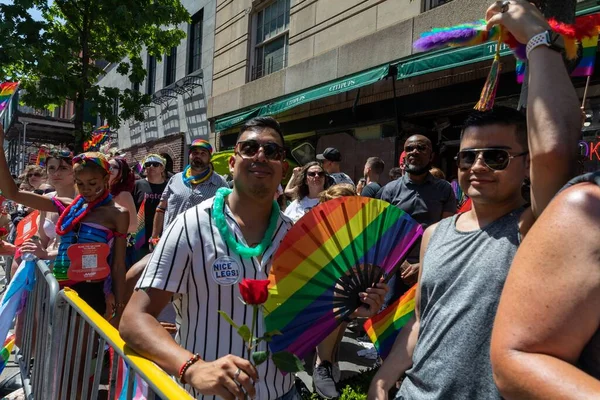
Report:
0,125,128,325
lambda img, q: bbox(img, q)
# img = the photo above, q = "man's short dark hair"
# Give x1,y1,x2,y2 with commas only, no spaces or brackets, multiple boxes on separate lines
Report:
366,157,385,175
389,167,403,180
237,117,285,146
461,106,528,150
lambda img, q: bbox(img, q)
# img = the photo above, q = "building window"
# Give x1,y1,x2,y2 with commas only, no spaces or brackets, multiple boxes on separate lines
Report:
423,0,453,11
165,47,177,86
251,0,290,81
146,55,156,95
188,10,203,74
112,98,119,117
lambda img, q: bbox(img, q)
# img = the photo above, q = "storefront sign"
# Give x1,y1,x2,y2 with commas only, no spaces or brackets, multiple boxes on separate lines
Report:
579,139,600,161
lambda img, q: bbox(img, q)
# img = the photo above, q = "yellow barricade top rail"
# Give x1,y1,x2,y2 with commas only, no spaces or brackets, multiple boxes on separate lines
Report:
62,288,194,400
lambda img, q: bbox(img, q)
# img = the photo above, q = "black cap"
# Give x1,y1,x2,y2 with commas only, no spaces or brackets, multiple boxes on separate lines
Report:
316,147,342,162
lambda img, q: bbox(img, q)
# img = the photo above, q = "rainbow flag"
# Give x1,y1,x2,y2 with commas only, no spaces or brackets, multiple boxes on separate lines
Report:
264,197,423,359
517,34,599,82
0,334,15,375
134,199,146,250
364,284,416,360
0,82,19,114
113,356,150,400
36,147,48,167
83,125,111,151
572,34,599,77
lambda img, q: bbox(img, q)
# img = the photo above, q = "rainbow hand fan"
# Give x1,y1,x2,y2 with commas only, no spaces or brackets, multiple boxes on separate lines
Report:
264,197,423,359
364,284,416,360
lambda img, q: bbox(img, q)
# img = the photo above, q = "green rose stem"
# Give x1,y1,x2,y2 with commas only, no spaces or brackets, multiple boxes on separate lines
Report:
249,305,258,363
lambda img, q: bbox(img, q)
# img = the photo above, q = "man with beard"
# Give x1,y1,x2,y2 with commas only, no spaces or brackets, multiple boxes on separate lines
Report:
378,135,456,301
150,139,228,243
120,117,388,399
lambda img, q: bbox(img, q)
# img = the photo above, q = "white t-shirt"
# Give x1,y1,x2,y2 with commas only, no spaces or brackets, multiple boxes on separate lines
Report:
283,196,320,222
137,197,295,400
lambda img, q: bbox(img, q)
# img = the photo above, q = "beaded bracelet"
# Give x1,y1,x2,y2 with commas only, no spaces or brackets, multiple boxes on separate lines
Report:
179,353,202,384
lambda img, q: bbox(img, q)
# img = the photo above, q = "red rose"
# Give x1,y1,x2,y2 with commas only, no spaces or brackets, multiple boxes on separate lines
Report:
239,279,270,305
0,228,7,237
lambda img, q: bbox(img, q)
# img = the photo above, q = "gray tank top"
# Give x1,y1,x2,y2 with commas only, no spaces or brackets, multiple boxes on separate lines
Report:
398,208,524,400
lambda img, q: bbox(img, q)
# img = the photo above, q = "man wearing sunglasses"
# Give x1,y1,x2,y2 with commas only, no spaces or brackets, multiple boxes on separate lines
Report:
369,1,582,399
123,117,300,399
378,134,456,299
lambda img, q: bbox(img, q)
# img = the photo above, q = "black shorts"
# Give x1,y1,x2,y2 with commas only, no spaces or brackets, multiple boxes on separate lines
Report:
70,281,106,316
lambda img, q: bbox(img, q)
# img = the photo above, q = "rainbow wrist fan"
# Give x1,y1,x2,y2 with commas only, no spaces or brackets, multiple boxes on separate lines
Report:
264,196,423,360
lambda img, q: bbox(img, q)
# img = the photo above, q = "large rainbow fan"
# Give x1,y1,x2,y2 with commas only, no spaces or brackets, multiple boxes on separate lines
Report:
264,197,423,359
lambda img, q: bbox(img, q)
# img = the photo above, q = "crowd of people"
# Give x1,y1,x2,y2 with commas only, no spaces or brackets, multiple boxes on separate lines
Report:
0,1,598,399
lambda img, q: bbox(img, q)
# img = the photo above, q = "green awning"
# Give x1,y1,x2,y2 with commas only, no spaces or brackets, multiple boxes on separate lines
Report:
215,106,264,132
214,64,390,131
263,65,390,116
397,42,512,80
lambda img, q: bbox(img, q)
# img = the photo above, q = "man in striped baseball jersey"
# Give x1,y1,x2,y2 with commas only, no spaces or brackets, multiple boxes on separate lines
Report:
121,117,387,399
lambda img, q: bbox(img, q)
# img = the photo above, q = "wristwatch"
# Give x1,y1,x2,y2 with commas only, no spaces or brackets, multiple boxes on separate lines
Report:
526,30,564,59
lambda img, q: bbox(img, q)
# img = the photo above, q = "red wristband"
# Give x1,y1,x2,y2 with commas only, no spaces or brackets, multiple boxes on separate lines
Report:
179,353,201,384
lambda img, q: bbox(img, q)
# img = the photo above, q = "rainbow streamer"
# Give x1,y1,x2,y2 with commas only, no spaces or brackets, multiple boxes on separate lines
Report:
134,199,146,250
0,82,19,114
364,285,416,360
265,197,423,359
451,180,466,208
0,334,15,375
572,34,599,77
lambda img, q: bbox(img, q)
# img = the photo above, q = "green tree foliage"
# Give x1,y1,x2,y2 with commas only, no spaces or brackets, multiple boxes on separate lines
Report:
0,0,189,146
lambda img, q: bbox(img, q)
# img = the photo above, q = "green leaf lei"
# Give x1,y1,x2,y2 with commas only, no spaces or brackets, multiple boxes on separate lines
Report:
212,187,280,258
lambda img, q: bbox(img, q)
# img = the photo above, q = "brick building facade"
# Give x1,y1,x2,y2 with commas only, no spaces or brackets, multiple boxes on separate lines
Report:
123,133,186,174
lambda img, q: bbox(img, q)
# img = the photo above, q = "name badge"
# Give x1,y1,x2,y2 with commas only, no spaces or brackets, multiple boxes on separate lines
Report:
211,256,241,286
67,243,111,282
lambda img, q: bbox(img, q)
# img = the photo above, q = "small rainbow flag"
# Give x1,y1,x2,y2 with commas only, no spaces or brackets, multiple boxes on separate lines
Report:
0,82,19,114
134,199,146,250
0,334,15,375
36,147,48,167
83,125,111,151
517,34,599,82
364,284,417,360
572,34,599,77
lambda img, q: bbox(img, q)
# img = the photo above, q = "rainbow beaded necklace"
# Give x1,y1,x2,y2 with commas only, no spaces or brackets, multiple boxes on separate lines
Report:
56,191,112,235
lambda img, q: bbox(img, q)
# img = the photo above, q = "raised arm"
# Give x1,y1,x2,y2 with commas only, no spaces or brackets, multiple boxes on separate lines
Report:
0,125,57,212
368,224,435,399
486,0,580,219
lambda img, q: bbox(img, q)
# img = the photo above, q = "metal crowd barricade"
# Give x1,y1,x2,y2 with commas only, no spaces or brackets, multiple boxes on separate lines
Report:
45,288,194,400
16,259,60,398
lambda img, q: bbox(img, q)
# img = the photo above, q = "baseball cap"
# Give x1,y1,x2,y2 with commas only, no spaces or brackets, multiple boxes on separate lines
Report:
190,139,213,154
316,147,342,162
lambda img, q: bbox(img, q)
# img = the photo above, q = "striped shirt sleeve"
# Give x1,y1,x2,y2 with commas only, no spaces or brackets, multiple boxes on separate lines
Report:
137,213,192,294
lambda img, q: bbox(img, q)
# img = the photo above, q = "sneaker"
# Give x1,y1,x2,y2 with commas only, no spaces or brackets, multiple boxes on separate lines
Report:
313,361,340,399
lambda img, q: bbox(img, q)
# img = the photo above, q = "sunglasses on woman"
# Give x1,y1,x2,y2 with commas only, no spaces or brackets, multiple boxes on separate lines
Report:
144,162,162,168
455,148,528,171
235,140,285,161
307,171,325,178
27,172,42,178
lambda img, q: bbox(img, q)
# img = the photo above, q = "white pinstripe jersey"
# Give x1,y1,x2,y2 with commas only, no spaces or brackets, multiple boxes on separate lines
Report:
138,197,295,400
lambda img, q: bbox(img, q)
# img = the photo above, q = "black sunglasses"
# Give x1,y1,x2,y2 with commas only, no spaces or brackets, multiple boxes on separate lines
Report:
236,140,285,161
144,162,162,168
455,148,528,171
405,144,429,153
307,171,325,178
27,172,42,178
